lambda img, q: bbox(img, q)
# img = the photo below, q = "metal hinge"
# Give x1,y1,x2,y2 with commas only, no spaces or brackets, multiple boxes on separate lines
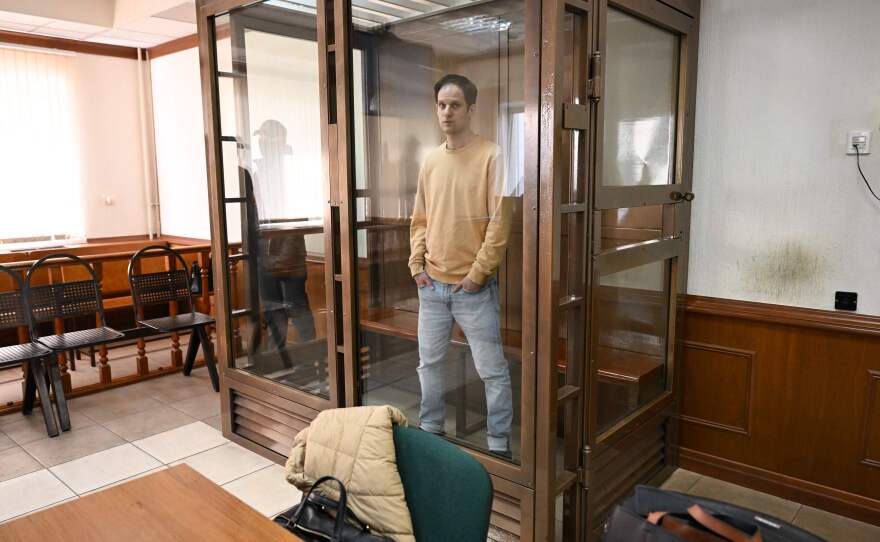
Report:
580,446,592,489
588,51,602,102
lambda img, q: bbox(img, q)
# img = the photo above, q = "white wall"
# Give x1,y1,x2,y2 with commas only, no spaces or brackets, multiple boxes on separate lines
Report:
688,0,880,314
150,46,211,240
74,52,149,238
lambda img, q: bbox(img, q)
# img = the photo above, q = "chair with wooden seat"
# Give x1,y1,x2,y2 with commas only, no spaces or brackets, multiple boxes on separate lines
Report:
128,245,219,392
0,265,63,437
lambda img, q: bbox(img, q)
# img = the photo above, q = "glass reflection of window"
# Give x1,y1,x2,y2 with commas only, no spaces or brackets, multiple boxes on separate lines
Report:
603,8,678,187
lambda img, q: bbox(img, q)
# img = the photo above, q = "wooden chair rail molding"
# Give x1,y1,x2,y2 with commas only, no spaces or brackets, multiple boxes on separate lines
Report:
0,239,216,416
679,294,880,527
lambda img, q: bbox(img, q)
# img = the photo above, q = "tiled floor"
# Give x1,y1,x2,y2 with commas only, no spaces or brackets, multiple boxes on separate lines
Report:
0,366,301,524
1,369,879,541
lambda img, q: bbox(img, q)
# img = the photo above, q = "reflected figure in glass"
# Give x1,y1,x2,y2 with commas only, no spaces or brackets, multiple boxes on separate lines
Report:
252,119,317,350
409,75,515,457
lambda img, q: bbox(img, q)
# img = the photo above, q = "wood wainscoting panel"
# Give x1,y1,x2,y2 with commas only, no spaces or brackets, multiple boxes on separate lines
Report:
679,295,880,526
862,370,880,468
680,341,754,435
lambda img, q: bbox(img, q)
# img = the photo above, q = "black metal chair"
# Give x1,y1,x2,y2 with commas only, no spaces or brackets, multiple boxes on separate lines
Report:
128,245,219,392
0,265,63,437
25,253,125,432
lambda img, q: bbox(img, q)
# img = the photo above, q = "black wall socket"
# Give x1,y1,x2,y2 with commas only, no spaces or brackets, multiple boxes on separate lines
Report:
835,291,857,311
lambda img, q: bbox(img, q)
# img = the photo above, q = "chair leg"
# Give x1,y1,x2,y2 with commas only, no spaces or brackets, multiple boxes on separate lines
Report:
68,350,76,372
183,328,201,376
197,326,220,392
90,346,96,368
30,358,59,437
22,361,36,415
46,358,71,432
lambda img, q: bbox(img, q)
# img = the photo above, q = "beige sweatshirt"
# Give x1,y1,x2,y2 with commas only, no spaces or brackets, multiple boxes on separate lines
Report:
408,136,513,285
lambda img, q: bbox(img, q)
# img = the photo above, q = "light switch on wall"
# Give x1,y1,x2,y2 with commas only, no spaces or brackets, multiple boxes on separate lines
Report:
847,130,871,155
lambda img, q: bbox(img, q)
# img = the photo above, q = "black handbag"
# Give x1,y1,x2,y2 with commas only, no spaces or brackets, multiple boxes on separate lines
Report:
273,476,393,542
603,485,826,542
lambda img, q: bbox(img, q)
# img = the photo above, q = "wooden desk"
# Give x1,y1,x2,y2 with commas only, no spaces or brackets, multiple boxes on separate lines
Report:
0,465,302,542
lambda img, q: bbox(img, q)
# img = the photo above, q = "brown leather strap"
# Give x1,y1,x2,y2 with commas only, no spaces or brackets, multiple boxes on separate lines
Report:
648,510,726,542
687,505,762,542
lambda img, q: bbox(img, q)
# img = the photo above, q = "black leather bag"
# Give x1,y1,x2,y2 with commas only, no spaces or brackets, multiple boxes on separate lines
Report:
603,485,826,542
273,476,393,542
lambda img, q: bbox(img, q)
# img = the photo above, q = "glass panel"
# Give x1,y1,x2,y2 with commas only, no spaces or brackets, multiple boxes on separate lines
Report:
222,141,242,199
596,259,670,433
215,14,232,73
218,76,238,137
352,0,526,462
602,8,679,187
600,205,665,250
214,1,329,398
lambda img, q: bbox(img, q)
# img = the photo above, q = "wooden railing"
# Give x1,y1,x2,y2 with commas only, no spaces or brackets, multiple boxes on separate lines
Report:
0,240,215,415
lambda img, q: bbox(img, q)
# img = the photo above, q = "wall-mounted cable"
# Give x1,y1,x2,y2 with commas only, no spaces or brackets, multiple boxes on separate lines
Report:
854,144,880,203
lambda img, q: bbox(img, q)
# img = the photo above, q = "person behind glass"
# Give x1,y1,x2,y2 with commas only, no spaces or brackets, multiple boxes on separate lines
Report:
409,74,515,459
253,119,317,353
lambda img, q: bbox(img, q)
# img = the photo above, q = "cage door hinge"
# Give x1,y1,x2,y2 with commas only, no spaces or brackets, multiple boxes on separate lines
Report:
579,446,592,489
588,51,602,102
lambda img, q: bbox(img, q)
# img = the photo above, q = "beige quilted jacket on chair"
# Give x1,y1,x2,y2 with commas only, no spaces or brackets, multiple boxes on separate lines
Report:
284,405,415,542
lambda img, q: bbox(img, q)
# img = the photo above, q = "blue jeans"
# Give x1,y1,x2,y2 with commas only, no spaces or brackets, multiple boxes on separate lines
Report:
416,277,513,452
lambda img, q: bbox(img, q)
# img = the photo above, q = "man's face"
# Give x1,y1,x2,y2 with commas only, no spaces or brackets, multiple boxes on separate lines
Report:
436,84,474,135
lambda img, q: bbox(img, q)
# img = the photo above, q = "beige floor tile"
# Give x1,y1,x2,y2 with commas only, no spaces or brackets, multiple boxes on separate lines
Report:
660,469,701,493
0,431,15,452
0,469,75,522
0,447,42,483
171,392,220,419
688,476,801,522
50,443,162,495
146,377,213,404
22,424,124,467
203,415,223,431
132,421,228,464
67,385,152,411
222,464,302,517
102,404,196,442
793,506,880,542
76,395,165,425
172,442,273,485
0,410,95,446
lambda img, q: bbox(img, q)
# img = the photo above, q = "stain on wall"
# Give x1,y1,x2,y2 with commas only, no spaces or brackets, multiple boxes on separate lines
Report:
740,240,828,305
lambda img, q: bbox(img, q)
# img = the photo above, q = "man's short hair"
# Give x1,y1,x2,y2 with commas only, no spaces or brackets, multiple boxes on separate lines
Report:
434,74,478,106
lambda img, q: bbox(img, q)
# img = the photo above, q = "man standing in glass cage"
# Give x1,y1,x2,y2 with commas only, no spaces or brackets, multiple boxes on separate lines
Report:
409,74,515,459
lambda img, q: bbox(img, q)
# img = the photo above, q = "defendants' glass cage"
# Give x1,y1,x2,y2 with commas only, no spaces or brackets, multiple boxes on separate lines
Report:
195,0,699,539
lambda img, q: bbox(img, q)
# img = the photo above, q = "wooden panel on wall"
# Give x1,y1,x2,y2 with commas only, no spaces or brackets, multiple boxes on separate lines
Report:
679,295,880,526
680,341,753,435
862,370,880,468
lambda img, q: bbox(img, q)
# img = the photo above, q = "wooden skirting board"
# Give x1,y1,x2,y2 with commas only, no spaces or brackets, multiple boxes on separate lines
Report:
679,294,880,526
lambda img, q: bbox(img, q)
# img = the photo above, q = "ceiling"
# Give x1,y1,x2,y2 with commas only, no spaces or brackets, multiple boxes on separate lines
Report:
0,1,197,48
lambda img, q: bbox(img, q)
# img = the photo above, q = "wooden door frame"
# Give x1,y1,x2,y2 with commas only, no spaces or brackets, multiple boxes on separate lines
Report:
196,0,344,424
582,0,700,537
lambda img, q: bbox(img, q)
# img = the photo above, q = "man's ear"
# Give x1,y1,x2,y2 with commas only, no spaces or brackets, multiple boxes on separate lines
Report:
467,103,476,115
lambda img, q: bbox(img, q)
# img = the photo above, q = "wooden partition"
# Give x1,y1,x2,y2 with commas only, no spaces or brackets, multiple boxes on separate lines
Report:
680,295,880,526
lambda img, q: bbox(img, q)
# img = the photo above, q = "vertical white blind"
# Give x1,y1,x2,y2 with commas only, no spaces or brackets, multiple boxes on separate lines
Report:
0,45,84,241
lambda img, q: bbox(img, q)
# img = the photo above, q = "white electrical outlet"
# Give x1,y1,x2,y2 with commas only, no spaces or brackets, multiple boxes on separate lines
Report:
847,130,871,155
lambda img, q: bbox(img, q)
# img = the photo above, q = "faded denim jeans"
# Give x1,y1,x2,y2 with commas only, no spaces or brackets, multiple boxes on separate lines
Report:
416,276,513,452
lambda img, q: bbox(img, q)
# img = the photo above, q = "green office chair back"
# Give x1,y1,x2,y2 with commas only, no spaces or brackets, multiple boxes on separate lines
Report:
392,425,493,542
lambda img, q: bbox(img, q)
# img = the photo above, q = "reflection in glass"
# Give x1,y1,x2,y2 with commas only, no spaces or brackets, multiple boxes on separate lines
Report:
215,2,330,398
352,0,525,462
602,8,679,187
596,260,669,432
600,205,666,250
